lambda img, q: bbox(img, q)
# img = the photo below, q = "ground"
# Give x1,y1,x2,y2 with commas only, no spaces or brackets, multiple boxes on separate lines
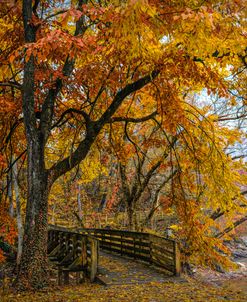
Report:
2,278,247,302
1,251,247,302
1,235,247,301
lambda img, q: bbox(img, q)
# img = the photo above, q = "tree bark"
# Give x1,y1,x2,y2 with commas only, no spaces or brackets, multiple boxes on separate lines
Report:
13,161,23,266
7,165,14,217
17,0,158,289
127,204,133,231
127,202,136,231
15,0,52,289
16,141,50,289
77,184,83,226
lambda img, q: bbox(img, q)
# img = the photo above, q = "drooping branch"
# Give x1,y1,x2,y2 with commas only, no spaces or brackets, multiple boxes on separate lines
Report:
211,190,247,220
215,215,247,238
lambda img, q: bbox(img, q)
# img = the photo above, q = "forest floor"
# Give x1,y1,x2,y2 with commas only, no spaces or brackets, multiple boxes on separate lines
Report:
1,237,247,302
2,276,247,302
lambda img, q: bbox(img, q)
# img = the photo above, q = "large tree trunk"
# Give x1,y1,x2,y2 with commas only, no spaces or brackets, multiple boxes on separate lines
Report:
16,141,49,289
16,0,51,289
17,0,157,289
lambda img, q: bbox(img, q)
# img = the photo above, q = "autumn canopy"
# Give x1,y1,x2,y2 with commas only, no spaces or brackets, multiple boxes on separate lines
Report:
0,0,246,289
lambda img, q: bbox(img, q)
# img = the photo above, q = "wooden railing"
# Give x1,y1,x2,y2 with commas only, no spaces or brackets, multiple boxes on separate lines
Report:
77,228,181,276
48,226,98,284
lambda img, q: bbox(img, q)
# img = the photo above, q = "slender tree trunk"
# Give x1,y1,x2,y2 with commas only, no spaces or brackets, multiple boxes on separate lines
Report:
77,184,84,226
7,165,14,217
13,162,23,266
127,202,135,231
77,184,82,220
134,206,140,231
51,204,56,225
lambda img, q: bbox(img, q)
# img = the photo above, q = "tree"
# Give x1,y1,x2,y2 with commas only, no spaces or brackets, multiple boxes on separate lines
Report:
106,119,179,230
0,0,246,288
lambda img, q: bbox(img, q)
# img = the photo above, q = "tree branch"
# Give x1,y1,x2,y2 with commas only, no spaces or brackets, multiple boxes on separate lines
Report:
95,70,159,131
0,82,22,90
51,108,90,129
40,0,88,143
211,190,247,220
49,71,160,183
108,111,157,124
215,215,247,238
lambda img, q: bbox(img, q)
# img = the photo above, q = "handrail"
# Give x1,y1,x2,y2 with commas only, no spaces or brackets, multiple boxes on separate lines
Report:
76,227,181,276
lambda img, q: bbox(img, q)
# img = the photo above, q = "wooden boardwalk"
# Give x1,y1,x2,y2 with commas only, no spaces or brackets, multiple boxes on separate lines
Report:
48,225,181,286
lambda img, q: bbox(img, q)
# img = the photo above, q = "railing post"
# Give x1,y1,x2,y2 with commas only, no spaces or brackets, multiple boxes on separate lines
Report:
133,237,136,259
149,234,153,264
174,241,181,276
63,271,69,285
58,267,62,285
89,238,98,282
120,235,123,256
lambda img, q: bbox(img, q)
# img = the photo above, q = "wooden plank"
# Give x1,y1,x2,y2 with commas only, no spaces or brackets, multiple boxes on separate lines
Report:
150,235,174,250
150,244,174,258
101,245,150,261
174,241,181,276
79,228,150,240
149,233,175,244
100,240,151,255
58,267,63,285
151,252,175,266
151,258,174,273
58,251,74,266
67,256,84,270
48,244,60,257
100,237,149,247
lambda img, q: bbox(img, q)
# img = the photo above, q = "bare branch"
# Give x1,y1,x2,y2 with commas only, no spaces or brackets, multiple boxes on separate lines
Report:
44,10,68,21
51,108,90,129
0,81,22,90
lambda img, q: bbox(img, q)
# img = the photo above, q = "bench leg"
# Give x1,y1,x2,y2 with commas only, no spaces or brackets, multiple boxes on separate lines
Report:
76,271,85,284
63,271,69,285
58,268,63,286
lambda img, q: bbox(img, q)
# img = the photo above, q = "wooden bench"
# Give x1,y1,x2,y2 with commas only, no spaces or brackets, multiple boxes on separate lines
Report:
48,227,98,285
